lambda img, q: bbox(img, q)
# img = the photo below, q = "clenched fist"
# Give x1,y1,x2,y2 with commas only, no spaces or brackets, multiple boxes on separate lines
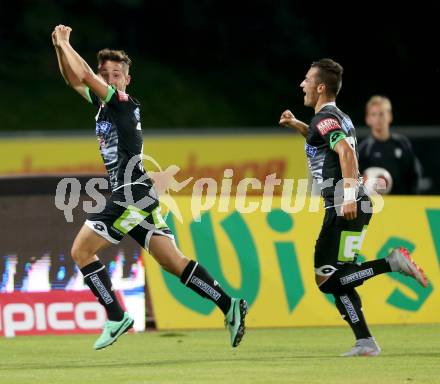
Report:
279,109,297,128
53,25,72,46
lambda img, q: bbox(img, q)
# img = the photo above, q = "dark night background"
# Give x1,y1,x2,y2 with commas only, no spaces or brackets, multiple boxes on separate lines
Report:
0,1,438,131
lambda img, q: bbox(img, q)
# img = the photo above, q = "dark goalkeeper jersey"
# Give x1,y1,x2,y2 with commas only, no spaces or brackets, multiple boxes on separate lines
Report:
358,133,421,194
305,103,365,206
86,85,150,191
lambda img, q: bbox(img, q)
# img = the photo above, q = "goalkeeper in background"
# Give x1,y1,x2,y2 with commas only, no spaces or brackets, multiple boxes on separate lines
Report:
279,58,428,356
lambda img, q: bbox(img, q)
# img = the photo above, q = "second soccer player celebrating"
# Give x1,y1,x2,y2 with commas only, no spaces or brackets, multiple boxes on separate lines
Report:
52,25,247,350
279,58,428,357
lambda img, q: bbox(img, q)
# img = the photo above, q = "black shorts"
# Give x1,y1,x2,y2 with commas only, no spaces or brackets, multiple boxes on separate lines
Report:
314,195,373,276
85,183,174,251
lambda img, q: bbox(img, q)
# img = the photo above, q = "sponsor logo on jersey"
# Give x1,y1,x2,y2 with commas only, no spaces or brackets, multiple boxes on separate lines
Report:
305,143,317,158
96,121,112,136
395,148,402,158
316,118,341,136
117,90,129,102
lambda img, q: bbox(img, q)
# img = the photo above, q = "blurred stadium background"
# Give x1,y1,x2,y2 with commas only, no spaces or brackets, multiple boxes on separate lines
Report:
0,2,439,383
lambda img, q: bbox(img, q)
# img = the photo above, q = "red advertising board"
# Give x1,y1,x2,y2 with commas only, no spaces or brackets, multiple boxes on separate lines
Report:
0,291,127,337
0,191,147,337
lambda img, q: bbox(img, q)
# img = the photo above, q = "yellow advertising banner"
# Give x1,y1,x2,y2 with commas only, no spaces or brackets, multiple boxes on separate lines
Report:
143,196,440,329
0,135,307,194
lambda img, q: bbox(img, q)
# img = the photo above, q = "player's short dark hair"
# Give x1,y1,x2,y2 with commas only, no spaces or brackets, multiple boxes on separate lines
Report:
311,58,344,96
97,49,132,72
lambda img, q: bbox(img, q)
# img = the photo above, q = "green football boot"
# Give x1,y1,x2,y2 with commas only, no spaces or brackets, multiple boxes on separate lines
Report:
225,298,248,347
94,312,134,350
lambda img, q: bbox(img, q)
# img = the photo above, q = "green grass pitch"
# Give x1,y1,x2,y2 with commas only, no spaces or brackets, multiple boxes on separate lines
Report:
1,324,439,384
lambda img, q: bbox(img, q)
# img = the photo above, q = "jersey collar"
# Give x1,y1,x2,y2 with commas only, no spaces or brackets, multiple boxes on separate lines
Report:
316,101,336,114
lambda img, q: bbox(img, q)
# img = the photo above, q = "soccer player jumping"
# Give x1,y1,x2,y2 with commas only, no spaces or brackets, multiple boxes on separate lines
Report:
279,59,428,356
52,25,247,350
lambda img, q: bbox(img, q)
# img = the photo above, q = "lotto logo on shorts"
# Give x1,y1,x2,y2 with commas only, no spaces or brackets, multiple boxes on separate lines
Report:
316,118,341,136
94,223,105,232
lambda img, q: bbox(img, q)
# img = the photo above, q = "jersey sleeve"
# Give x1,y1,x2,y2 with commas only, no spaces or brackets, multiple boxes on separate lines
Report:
105,86,133,109
313,113,347,150
104,86,138,134
85,87,101,107
85,85,123,108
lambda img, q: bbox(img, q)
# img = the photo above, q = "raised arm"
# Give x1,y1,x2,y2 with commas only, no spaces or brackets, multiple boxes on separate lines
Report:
53,25,110,101
52,28,90,101
279,109,309,138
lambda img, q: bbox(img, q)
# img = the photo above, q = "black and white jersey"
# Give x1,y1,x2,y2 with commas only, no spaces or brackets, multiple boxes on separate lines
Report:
86,85,150,191
305,103,365,206
358,133,421,194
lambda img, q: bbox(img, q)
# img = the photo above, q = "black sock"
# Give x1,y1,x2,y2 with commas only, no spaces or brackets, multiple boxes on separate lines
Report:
180,260,232,315
363,258,391,275
334,289,371,340
81,260,125,321
319,259,391,293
